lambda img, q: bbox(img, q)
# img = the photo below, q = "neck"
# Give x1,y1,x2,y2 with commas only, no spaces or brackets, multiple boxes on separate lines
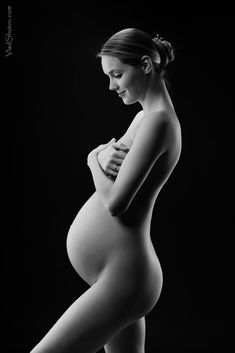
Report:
139,75,174,116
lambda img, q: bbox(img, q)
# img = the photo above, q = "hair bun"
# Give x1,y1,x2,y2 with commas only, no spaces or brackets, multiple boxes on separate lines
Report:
152,34,174,68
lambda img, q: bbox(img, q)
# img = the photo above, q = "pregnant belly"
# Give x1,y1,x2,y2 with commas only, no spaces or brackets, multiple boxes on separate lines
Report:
66,192,156,286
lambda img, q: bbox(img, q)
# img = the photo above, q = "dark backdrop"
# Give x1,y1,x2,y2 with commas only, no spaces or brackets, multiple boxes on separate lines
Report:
5,7,233,353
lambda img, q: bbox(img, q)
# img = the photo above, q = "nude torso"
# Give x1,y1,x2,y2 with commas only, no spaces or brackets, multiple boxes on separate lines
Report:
66,110,181,291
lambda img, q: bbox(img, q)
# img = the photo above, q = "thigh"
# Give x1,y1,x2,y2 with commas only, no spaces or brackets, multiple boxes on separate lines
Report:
30,276,138,353
104,317,146,353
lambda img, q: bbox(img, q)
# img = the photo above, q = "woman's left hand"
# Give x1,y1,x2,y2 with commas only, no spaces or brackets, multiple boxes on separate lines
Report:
87,138,116,166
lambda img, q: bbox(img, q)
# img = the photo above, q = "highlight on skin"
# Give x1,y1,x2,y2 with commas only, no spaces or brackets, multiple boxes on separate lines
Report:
30,28,181,353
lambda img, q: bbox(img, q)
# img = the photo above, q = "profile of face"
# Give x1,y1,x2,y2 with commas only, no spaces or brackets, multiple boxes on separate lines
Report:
101,55,148,105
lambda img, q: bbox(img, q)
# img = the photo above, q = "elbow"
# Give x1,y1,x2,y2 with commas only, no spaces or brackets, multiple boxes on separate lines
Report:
109,210,119,217
107,201,126,217
107,205,122,217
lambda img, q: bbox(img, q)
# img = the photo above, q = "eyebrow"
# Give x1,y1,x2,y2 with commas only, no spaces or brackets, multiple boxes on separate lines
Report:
106,69,122,75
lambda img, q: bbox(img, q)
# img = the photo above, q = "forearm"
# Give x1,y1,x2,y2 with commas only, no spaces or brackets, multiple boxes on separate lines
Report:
87,152,114,211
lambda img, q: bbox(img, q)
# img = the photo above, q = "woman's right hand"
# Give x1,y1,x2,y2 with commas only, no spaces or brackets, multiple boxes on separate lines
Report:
97,141,130,179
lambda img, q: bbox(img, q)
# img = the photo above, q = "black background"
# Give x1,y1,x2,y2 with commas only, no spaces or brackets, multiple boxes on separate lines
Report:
5,6,233,353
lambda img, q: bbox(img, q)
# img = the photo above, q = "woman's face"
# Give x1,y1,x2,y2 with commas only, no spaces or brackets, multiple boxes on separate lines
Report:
101,55,147,105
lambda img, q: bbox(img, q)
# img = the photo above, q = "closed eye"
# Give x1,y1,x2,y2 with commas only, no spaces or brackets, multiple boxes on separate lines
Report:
113,74,122,79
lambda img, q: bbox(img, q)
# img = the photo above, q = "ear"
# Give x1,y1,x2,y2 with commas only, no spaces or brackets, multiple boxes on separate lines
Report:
141,55,153,74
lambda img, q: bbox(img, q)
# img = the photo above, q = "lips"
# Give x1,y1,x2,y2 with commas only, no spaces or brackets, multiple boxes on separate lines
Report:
118,91,125,96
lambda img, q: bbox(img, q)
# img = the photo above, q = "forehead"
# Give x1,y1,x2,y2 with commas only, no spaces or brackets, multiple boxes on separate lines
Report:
101,55,126,74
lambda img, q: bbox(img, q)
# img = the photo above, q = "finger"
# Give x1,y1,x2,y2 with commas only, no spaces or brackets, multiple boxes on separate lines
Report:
107,138,116,145
112,142,129,151
112,157,124,165
116,145,129,152
120,143,130,151
112,162,120,172
115,150,129,159
110,147,129,157
101,138,116,148
97,138,116,153
107,163,120,174
107,169,118,177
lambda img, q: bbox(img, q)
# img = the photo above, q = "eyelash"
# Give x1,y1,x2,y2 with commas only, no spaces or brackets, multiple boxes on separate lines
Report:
113,74,122,79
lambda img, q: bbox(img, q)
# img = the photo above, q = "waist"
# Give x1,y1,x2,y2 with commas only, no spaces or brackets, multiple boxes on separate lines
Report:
75,191,153,231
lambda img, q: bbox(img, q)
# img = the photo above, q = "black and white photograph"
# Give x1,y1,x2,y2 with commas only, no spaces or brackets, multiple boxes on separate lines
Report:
5,7,232,352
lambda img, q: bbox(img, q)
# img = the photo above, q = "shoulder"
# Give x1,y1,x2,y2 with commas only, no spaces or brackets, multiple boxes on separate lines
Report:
135,109,144,119
131,109,144,125
153,110,182,153
137,109,181,150
138,110,170,136
142,109,171,123
125,110,144,136
145,109,180,132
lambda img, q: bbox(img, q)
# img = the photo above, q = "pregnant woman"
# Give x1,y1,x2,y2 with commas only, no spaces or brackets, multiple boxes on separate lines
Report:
31,28,181,353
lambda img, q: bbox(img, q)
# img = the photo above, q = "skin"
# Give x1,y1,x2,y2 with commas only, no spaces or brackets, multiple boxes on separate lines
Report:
30,55,181,353
98,142,130,179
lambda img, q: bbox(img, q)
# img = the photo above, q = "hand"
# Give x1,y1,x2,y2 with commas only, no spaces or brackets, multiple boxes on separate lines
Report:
97,141,130,179
87,138,117,166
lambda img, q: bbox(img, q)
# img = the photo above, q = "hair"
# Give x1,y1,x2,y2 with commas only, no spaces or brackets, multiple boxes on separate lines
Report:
97,28,174,77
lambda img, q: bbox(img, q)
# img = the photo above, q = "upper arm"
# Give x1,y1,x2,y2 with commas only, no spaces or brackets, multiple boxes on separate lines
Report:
108,112,168,216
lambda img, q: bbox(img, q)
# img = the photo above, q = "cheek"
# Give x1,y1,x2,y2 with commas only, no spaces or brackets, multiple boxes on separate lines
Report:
122,77,143,104
125,72,143,95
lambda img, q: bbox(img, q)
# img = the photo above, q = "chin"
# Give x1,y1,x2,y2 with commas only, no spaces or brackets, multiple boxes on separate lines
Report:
122,96,138,105
123,101,133,105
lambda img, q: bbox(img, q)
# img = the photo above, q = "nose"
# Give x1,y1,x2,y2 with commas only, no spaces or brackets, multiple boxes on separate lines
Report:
109,80,119,91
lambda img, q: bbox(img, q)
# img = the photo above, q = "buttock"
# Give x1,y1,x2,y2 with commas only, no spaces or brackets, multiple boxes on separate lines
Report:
97,250,163,318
